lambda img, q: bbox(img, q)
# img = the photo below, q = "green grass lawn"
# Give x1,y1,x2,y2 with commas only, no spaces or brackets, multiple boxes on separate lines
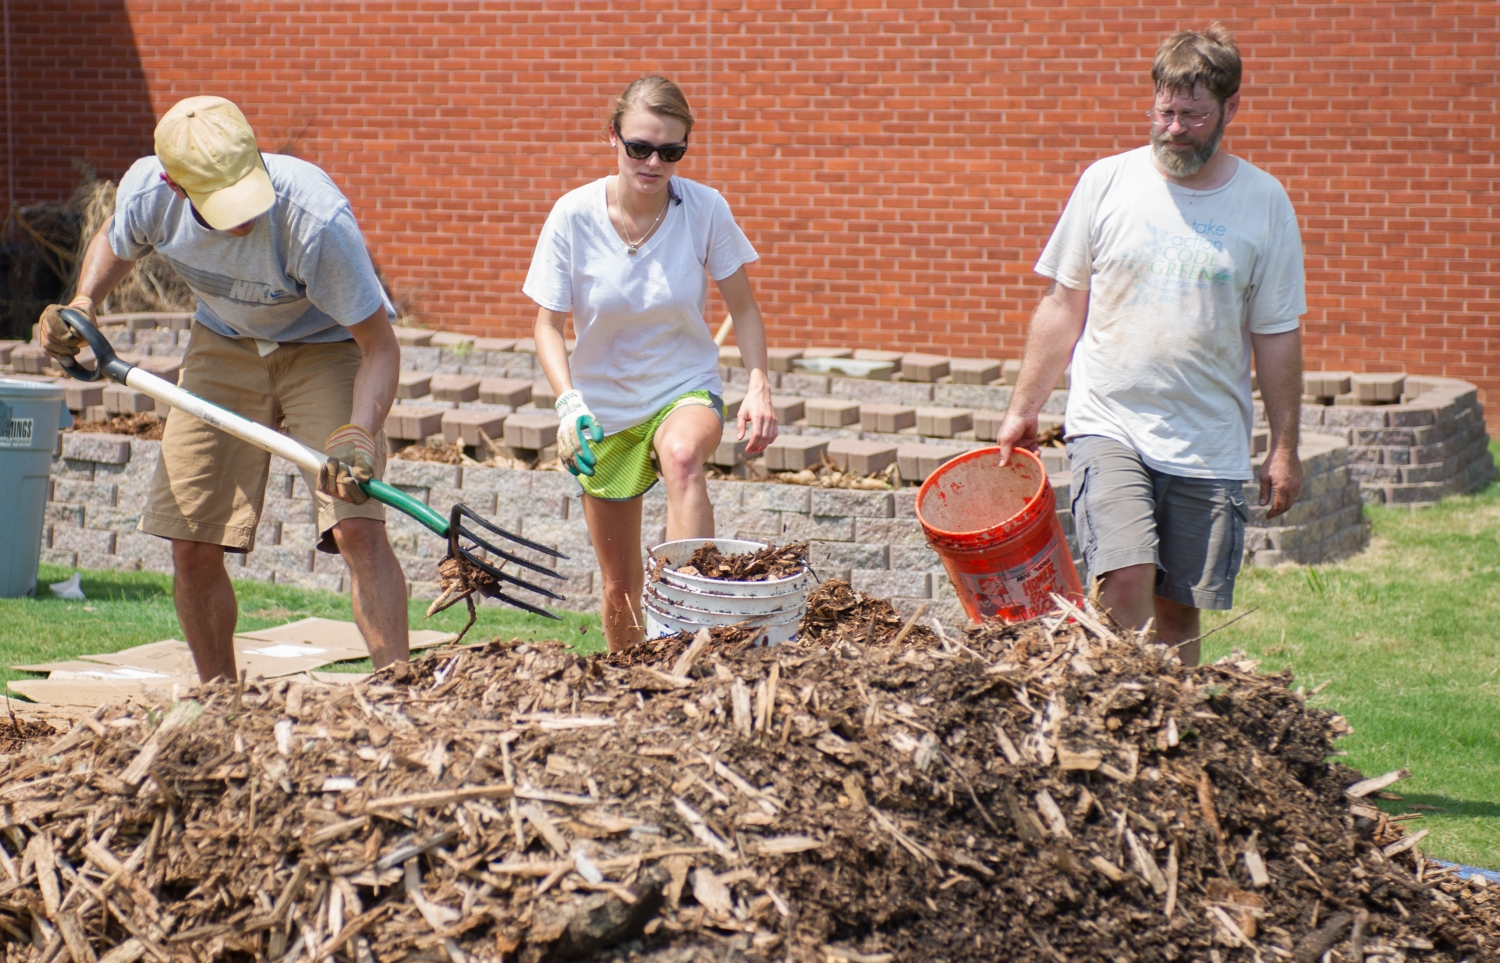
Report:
0,565,604,690
1202,441,1500,868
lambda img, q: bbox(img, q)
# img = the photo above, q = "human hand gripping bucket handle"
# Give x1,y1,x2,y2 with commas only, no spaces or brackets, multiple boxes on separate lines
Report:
52,308,571,619
915,447,1083,624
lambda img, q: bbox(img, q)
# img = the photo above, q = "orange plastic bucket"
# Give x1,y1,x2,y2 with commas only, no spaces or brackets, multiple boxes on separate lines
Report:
916,447,1083,623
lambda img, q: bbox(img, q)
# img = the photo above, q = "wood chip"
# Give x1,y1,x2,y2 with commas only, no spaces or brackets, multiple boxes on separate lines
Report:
1382,828,1428,857
1057,746,1101,771
1125,829,1168,894
365,784,513,813
1345,768,1410,798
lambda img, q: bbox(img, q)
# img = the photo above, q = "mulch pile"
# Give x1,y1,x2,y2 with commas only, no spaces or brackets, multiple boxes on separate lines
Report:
653,541,810,583
0,716,56,756
705,456,897,490
772,461,898,491
393,440,468,465
393,438,561,474
70,412,165,440
0,584,1493,962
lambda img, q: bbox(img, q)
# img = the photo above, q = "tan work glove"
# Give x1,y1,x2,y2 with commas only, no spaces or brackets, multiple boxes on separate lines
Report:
318,423,377,505
39,299,94,360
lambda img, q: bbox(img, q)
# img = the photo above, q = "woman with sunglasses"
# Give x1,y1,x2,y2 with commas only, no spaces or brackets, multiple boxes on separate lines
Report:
524,75,778,652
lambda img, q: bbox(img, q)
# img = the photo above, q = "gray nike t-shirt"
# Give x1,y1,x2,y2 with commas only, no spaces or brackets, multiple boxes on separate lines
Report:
109,154,392,343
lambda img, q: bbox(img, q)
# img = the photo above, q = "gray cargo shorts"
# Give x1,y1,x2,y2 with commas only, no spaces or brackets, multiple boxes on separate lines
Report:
1066,435,1249,610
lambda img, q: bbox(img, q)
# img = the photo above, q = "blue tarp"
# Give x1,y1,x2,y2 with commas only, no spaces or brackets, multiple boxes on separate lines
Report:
1434,861,1500,885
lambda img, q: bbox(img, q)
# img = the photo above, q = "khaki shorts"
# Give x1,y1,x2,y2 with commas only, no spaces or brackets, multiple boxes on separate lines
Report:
1066,434,1248,610
140,323,386,554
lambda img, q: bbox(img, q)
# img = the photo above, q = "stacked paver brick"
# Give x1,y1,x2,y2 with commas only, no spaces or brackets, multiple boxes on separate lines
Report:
1238,434,1369,567
1295,376,1496,506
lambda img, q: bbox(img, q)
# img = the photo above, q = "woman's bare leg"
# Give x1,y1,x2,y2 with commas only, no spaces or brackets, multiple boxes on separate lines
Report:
580,493,645,652
653,405,723,540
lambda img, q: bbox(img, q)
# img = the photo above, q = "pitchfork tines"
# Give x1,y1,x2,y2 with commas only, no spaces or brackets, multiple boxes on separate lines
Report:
445,503,569,620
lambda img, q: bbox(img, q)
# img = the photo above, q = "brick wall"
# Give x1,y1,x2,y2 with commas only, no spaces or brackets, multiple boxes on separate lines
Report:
6,1,1496,427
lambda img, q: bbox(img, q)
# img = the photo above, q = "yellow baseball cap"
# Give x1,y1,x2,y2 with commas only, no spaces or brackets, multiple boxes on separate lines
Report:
154,96,275,230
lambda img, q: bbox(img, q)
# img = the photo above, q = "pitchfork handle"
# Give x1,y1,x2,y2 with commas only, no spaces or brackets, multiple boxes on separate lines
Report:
55,306,452,538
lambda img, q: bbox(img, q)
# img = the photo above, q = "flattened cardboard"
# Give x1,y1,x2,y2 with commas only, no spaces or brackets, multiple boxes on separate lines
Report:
9,660,180,682
77,640,198,678
8,678,183,710
231,638,347,679
12,617,456,709
78,637,345,681
237,617,456,653
235,618,368,654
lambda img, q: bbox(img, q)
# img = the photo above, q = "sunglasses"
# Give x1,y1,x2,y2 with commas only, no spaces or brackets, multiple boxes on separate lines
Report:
614,126,688,163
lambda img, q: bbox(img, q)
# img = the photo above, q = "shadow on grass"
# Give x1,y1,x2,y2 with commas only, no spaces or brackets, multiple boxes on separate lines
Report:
1382,793,1500,820
30,573,171,604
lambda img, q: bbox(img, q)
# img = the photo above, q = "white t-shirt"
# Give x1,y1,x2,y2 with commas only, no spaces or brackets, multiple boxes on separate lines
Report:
1036,146,1305,480
109,154,393,343
523,177,758,434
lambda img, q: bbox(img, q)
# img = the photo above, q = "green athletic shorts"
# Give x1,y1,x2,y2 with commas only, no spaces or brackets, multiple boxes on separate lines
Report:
578,390,723,501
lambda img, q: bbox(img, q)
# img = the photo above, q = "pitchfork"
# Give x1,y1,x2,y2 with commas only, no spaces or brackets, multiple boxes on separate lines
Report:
54,308,569,619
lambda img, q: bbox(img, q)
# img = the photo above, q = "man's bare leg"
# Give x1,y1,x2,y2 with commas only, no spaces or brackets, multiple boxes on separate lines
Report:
1098,562,1203,663
171,539,239,682
1097,562,1156,634
1154,596,1202,664
330,518,410,668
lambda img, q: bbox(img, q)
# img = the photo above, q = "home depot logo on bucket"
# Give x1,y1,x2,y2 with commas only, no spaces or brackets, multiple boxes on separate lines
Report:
958,537,1072,622
915,446,1083,625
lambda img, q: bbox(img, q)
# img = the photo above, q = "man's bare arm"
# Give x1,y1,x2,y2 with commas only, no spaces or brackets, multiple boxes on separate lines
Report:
347,309,401,436
1250,327,1303,517
996,281,1088,465
70,219,137,317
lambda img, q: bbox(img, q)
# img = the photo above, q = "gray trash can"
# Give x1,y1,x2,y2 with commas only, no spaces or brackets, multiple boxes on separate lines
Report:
0,377,72,597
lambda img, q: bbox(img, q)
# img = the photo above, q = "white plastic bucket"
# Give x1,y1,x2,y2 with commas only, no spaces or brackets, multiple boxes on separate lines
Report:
644,538,810,645
643,598,803,645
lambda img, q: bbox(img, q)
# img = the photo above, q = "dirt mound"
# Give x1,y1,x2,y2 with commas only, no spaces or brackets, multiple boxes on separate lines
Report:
0,586,1490,962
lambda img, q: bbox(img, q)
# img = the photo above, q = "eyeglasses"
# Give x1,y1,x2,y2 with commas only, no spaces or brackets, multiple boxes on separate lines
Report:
614,126,688,163
1146,108,1218,129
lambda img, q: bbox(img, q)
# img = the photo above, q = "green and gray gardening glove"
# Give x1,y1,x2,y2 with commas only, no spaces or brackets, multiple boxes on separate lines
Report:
555,389,604,477
319,423,377,504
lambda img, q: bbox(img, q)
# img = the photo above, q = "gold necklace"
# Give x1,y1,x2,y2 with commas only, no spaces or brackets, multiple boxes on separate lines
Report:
614,177,669,256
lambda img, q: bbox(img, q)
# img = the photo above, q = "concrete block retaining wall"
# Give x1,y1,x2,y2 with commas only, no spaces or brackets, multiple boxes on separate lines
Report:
1292,376,1497,505
32,319,1497,620
42,432,1367,628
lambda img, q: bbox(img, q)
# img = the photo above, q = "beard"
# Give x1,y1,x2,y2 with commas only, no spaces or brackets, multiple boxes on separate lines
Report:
1151,112,1226,177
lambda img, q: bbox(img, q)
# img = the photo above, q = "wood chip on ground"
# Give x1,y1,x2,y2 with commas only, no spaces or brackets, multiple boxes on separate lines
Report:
0,580,1491,962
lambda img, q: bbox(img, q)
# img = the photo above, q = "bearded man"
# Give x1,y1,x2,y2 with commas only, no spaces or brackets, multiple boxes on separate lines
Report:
997,23,1306,663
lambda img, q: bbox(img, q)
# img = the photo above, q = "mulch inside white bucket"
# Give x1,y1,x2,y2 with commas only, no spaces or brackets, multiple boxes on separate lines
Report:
644,538,810,645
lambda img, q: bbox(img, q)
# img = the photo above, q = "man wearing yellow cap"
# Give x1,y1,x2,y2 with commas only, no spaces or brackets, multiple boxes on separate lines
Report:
38,96,408,682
